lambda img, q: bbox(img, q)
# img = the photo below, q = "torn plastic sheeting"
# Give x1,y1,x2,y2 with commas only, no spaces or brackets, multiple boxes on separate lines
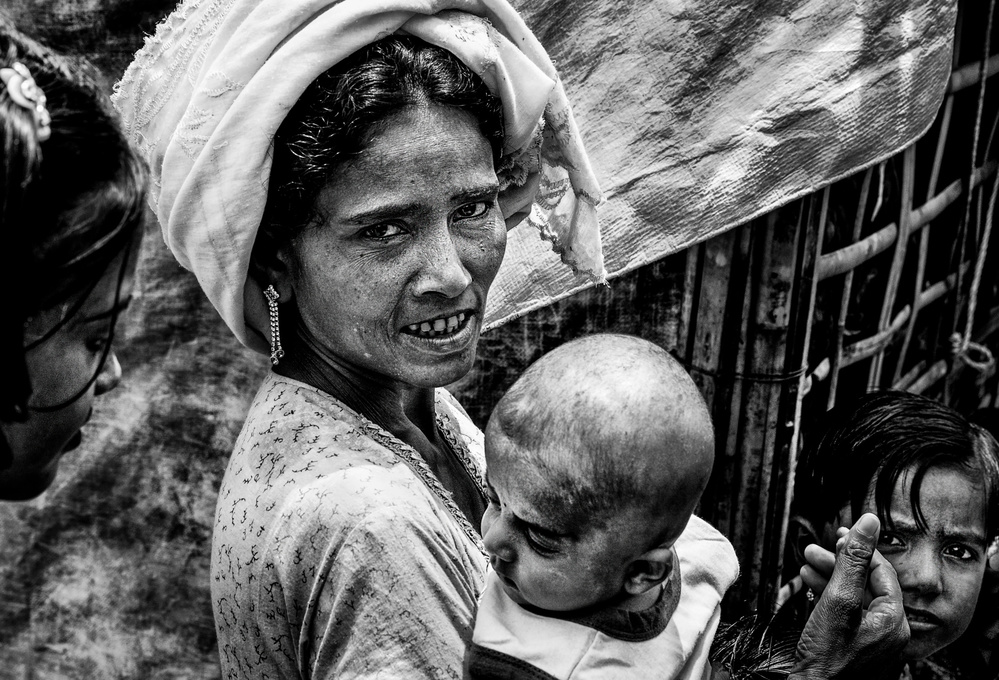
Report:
484,0,957,329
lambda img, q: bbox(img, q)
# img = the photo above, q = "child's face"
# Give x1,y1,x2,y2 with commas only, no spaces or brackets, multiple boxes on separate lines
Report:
864,464,989,662
481,441,662,612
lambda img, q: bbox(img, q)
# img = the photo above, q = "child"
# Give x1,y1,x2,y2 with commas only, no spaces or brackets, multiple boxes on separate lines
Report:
467,334,740,680
787,391,999,677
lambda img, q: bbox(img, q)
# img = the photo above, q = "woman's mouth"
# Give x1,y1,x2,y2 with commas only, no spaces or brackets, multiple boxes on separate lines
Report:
402,312,470,339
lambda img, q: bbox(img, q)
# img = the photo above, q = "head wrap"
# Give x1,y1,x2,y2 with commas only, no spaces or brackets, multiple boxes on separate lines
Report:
112,0,603,352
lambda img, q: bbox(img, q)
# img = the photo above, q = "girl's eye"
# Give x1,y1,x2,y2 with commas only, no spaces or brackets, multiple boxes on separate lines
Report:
943,544,976,561
453,201,489,220
878,533,905,550
360,223,406,240
86,336,110,355
525,527,561,556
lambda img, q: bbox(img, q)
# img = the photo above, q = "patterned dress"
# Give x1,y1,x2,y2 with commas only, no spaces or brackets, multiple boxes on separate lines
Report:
211,373,488,679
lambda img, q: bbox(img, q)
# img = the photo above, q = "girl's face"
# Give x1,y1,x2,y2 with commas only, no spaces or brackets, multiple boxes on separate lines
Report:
0,239,140,500
865,464,989,662
280,105,506,390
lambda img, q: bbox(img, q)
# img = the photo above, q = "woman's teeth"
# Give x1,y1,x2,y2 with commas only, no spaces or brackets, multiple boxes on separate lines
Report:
407,312,467,337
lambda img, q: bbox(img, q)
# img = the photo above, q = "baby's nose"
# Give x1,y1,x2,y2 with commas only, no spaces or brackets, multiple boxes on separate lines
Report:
482,520,516,563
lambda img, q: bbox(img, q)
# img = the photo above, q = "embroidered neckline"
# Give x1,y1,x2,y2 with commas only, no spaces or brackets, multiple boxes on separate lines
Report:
266,374,488,556
360,405,488,558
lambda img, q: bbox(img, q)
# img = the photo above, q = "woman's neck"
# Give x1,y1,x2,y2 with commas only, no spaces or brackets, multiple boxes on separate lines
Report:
277,325,437,442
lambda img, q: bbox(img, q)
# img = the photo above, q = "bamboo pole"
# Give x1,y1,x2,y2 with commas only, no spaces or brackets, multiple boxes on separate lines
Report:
827,170,873,409
894,89,954,385
870,147,917,388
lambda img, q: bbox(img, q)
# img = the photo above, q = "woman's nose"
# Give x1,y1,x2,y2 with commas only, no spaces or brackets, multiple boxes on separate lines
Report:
412,226,473,298
94,352,122,396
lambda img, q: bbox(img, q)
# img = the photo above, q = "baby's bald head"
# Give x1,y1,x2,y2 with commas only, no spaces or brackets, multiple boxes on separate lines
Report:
487,334,715,548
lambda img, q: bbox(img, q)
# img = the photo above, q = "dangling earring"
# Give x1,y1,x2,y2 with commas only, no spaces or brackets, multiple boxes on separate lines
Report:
263,285,284,366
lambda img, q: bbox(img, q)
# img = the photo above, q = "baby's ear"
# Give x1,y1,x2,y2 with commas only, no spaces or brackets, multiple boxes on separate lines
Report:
623,546,675,596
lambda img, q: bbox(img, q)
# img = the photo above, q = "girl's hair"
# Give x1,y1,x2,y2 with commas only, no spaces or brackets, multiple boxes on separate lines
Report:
793,390,999,545
252,34,504,280
0,16,148,422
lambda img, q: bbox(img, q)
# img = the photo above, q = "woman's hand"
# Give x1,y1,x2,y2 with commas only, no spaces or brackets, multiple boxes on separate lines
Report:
789,513,910,679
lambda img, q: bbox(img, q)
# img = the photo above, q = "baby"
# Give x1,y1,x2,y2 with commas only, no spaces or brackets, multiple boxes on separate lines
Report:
466,334,740,680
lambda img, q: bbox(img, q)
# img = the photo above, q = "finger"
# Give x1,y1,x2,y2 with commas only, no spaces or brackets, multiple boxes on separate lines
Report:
803,543,836,576
800,564,830,596
823,513,881,614
836,526,849,539
865,548,903,609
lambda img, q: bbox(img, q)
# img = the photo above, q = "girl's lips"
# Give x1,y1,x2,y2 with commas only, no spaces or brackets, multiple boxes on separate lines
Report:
904,607,943,630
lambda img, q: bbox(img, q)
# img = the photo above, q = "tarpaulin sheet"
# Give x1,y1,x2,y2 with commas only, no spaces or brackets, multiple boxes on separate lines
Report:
485,0,958,327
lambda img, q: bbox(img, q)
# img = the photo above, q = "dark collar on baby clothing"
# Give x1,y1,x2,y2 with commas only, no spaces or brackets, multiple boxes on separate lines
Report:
519,552,682,643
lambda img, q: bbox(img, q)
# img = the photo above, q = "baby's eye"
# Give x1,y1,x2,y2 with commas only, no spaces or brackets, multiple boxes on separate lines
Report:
525,527,561,557
359,223,406,240
943,544,977,561
453,201,489,220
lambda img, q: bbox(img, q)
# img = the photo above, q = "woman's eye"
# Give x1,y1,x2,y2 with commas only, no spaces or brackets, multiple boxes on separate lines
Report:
359,223,406,240
453,201,489,220
943,544,976,561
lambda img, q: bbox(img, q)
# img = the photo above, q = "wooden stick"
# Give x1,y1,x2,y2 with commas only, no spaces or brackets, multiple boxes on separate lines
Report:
870,147,917,388
828,169,873,409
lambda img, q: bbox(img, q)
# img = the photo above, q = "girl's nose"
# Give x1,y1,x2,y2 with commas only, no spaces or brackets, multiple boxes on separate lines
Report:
94,352,122,396
898,547,944,597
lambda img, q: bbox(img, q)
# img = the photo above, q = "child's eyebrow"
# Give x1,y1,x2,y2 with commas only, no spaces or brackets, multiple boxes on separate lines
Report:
888,518,987,546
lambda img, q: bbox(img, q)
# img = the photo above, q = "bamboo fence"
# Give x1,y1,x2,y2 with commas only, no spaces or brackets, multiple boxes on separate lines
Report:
463,0,999,615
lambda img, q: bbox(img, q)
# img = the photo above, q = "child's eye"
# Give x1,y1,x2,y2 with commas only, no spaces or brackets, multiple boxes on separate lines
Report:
878,533,905,551
942,544,977,561
525,527,561,557
453,201,489,220
86,336,110,355
359,223,406,240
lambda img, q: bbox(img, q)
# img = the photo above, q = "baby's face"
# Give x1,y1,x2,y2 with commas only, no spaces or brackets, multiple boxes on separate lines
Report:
864,464,988,662
481,439,665,612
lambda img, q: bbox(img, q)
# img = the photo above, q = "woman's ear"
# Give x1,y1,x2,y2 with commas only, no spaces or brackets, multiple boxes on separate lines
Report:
251,239,297,304
623,546,675,596
787,515,821,567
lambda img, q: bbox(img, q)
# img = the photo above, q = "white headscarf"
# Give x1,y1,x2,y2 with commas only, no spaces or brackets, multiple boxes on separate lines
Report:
113,0,604,352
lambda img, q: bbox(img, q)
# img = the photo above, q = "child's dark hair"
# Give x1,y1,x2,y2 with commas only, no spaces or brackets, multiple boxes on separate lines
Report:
0,16,147,423
252,34,505,281
793,390,999,545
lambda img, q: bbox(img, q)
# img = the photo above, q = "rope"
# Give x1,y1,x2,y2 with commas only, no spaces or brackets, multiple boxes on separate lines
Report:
951,0,997,376
950,163,999,373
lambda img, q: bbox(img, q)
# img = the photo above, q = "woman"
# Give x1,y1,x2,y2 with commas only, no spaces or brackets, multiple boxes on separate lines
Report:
113,1,908,677
0,17,146,501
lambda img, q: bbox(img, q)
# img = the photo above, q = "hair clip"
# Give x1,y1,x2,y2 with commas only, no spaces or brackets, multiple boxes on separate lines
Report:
0,62,51,142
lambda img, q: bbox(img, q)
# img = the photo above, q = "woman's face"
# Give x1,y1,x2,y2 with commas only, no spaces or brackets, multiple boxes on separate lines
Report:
0,239,140,500
282,105,506,389
864,464,989,662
